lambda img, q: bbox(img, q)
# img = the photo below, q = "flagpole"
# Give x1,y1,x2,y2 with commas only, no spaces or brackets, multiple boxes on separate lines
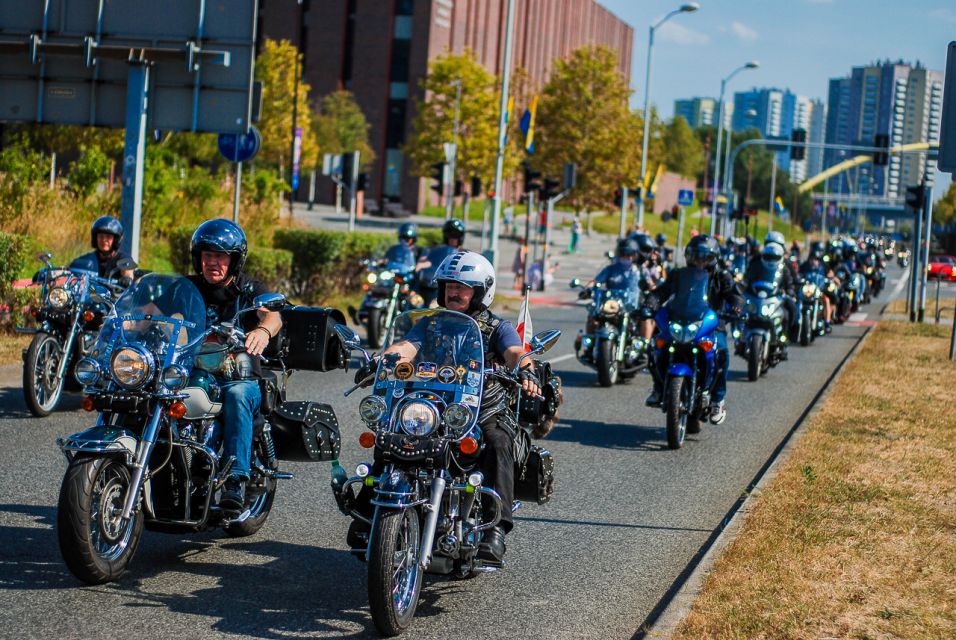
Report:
488,0,517,271
768,153,777,233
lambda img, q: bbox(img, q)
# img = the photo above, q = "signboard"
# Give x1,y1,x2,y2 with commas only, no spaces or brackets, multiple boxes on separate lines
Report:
291,127,302,190
218,126,261,163
677,189,694,207
938,41,956,172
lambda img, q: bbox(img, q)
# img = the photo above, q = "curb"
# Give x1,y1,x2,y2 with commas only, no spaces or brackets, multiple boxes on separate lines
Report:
637,322,877,640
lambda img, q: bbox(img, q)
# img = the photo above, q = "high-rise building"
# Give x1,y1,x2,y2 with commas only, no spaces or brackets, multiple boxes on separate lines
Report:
261,0,633,214
824,60,943,198
673,97,732,129
806,98,827,179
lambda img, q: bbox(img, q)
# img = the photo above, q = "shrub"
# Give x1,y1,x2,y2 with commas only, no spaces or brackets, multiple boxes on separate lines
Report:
167,226,195,275
246,246,293,290
0,231,28,301
67,146,111,199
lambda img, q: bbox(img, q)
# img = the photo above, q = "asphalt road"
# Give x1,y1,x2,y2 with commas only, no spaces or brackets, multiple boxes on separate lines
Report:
0,267,904,639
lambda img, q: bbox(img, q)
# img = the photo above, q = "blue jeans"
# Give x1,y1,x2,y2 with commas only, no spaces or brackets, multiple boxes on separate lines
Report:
219,379,261,480
712,330,729,402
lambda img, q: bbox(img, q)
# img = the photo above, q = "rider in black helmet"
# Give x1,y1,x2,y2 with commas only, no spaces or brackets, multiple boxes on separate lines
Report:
383,222,422,273
71,216,135,280
188,218,283,512
416,219,466,306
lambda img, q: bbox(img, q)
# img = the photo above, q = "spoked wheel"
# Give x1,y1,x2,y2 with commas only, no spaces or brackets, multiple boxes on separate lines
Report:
367,309,386,350
596,338,619,387
368,509,423,637
747,334,763,381
57,456,143,584
23,332,66,417
665,376,688,449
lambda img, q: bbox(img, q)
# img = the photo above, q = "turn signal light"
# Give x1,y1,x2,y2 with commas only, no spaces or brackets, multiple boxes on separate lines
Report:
31,308,38,318
362,283,370,291
699,340,715,352
359,431,376,448
81,395,95,412
655,338,667,349
81,310,95,323
167,401,187,419
459,436,478,455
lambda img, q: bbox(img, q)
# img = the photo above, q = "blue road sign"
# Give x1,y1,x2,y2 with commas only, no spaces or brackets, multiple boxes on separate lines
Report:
218,126,262,163
677,189,694,207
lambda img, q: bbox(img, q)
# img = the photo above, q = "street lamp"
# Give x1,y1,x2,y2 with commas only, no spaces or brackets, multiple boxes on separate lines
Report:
636,2,699,230
710,60,759,236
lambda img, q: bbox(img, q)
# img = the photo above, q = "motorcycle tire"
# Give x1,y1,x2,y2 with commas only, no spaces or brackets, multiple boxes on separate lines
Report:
799,311,812,346
366,308,386,350
747,334,762,382
368,509,423,637
23,331,66,417
596,338,619,387
665,376,688,449
57,456,144,585
223,476,277,538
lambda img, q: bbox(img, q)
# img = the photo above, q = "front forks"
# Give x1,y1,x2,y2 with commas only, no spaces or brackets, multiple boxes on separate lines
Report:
120,409,164,520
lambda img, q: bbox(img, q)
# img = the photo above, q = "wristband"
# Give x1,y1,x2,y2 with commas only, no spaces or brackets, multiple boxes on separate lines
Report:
254,326,273,339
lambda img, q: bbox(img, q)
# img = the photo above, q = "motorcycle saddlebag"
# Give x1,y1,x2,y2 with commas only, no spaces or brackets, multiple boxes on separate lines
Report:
271,306,348,372
269,401,341,462
514,445,555,505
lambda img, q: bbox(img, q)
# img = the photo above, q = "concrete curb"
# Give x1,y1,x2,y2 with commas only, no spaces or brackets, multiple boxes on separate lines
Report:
639,323,877,639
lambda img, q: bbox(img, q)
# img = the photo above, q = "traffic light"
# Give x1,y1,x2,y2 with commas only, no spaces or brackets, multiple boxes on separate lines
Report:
541,177,561,200
790,128,806,161
613,189,624,208
430,162,445,196
470,176,482,197
905,184,926,212
873,133,889,166
522,161,541,194
453,180,463,197
563,163,577,191
356,172,368,191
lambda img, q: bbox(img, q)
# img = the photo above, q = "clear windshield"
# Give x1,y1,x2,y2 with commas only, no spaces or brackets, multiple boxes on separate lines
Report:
384,244,417,273
665,267,711,323
748,260,781,293
88,274,207,373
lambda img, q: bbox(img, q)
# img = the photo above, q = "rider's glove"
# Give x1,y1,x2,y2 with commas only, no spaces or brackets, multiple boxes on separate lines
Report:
578,289,591,300
119,276,133,288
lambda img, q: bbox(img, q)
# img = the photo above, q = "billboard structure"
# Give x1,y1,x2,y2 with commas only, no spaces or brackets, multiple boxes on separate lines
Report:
0,0,259,258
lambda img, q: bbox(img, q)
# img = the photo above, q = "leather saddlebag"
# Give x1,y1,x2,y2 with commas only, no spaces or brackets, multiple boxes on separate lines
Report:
514,445,555,505
269,401,341,462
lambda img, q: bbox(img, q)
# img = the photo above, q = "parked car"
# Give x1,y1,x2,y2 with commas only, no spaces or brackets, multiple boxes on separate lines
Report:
927,255,956,281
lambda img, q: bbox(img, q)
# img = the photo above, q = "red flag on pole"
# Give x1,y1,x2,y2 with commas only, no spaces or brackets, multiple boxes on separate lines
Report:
515,285,533,352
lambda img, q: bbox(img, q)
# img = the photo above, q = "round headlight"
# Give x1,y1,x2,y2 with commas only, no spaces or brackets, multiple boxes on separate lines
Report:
46,287,71,309
359,395,387,424
600,299,621,315
110,345,154,389
366,272,378,284
399,401,438,436
74,357,101,386
686,323,699,335
761,303,775,316
379,269,394,281
161,365,189,391
734,272,744,282
444,402,473,434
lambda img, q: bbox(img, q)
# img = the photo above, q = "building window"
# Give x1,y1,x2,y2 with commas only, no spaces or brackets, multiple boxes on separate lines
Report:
386,100,407,149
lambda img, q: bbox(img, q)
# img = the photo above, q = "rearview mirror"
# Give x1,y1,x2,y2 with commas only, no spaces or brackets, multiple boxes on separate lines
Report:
333,323,361,349
530,329,561,354
606,251,614,260
37,252,53,263
569,278,581,289
115,257,138,272
252,292,287,312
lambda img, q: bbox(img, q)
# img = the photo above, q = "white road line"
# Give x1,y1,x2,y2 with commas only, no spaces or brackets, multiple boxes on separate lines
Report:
848,312,868,323
547,353,576,365
891,271,909,298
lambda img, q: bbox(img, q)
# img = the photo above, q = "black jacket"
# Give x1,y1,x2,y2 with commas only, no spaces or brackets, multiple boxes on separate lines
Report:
644,266,744,331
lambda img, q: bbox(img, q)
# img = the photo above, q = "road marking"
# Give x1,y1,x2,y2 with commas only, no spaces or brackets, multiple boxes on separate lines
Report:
547,353,576,365
891,272,909,298
848,312,867,323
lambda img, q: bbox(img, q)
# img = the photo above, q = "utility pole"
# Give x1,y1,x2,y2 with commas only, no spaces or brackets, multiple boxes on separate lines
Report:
488,0,516,270
446,79,462,220
699,133,710,232
618,186,630,238
768,153,777,233
288,0,305,219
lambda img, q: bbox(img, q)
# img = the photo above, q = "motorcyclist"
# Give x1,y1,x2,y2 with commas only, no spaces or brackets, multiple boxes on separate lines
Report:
760,232,798,339
383,223,423,273
71,216,135,281
355,250,540,563
642,235,743,424
747,241,798,348
799,248,834,332
187,219,283,511
417,219,465,306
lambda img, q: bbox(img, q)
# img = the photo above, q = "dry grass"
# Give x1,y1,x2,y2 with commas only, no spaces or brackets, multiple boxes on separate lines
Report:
0,332,28,365
884,295,956,318
673,321,956,640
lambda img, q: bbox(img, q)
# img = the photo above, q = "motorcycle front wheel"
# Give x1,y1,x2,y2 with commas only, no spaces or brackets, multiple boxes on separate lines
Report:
23,331,66,417
57,456,144,584
367,308,386,349
665,376,688,449
368,509,423,637
747,334,763,381
596,338,619,387
799,310,812,346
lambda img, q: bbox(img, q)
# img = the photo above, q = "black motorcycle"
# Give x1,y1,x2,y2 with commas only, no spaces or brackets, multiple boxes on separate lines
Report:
570,279,645,386
333,310,559,636
350,258,424,349
57,273,345,584
19,252,133,416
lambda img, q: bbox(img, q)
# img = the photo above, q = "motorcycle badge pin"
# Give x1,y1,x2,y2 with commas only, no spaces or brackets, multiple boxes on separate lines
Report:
462,393,479,407
466,371,480,388
467,359,480,371
395,362,414,380
416,362,437,379
377,369,388,381
455,365,467,381
437,366,456,384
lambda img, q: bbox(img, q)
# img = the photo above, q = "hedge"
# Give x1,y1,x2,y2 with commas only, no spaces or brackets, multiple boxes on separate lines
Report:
0,231,28,301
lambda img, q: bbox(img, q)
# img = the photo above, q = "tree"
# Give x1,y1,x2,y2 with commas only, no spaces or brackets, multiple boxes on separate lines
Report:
660,116,704,179
934,182,956,226
534,45,640,212
254,39,317,173
313,90,375,168
405,50,509,190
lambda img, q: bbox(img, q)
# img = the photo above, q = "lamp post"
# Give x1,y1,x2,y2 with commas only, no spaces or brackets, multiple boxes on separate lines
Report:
636,2,699,230
722,107,756,238
710,61,759,236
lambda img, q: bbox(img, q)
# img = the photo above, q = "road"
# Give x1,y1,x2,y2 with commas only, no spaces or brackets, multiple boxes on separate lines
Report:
0,268,904,639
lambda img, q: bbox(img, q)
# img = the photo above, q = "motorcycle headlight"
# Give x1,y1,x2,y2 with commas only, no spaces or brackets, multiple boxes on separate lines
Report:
444,402,473,434
399,400,438,436
734,272,744,282
600,299,621,315
379,270,394,281
359,395,387,424
867,266,874,274
161,365,189,391
761,303,776,316
74,357,102,386
367,272,378,284
110,345,154,389
802,284,816,297
46,286,71,309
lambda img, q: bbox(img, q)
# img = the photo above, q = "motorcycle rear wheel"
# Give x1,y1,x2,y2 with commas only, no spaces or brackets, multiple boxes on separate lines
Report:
223,476,277,537
367,308,386,350
23,331,66,417
369,509,423,637
57,456,143,584
596,338,619,387
665,376,688,449
747,334,762,381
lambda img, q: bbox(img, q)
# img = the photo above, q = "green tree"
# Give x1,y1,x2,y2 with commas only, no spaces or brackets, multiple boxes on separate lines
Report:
534,45,640,212
660,115,704,179
313,90,375,168
67,146,111,199
405,50,508,190
933,182,956,225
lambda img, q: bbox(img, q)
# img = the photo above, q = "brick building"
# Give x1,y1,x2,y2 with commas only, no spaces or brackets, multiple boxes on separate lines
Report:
261,0,632,214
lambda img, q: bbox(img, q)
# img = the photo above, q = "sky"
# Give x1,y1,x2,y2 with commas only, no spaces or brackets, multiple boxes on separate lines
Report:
599,0,954,194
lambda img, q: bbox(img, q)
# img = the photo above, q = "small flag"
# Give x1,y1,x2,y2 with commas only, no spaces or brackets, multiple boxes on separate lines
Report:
515,287,534,352
647,164,665,199
519,95,538,155
774,196,785,212
506,95,514,124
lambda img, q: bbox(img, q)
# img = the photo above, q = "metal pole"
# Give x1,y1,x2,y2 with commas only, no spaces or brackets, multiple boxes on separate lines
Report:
636,24,656,230
710,78,726,236
540,196,555,291
619,186,629,238
822,180,829,244
232,160,242,223
480,199,489,252
307,169,316,210
918,184,934,322
721,124,734,238
446,80,462,220
522,190,534,288
768,153,777,233
288,0,304,219
348,151,360,232
488,0,516,270
676,206,686,266
909,196,923,322
935,277,941,324
119,63,150,262
49,152,56,189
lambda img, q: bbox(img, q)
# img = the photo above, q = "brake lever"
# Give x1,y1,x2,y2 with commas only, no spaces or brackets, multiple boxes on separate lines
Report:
343,373,376,397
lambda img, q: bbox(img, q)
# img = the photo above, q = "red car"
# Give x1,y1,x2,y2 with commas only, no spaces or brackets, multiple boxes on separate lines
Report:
927,255,956,281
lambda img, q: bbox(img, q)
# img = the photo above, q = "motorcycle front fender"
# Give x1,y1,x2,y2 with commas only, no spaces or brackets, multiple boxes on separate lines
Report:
58,425,138,462
667,362,694,378
360,296,388,310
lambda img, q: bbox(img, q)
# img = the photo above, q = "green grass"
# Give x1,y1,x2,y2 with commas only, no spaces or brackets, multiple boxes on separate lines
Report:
420,200,490,223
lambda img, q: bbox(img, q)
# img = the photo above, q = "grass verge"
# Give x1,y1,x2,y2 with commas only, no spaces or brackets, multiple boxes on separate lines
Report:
0,332,28,365
672,320,956,640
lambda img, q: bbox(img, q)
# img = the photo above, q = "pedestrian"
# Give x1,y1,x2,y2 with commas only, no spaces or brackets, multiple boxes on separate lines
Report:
512,239,526,289
569,215,582,254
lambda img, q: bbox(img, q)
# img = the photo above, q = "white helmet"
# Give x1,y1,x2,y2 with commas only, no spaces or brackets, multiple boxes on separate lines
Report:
434,250,496,311
764,231,785,249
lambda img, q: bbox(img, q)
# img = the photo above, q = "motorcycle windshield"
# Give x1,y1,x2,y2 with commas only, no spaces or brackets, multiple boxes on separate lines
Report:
665,268,711,324
373,309,485,422
383,245,417,273
748,260,781,292
89,274,207,373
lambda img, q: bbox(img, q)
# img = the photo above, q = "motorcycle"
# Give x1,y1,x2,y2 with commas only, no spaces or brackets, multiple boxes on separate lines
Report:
350,258,424,349
739,272,789,381
897,249,910,268
570,279,645,386
19,252,133,416
651,272,725,449
796,273,827,346
333,310,559,636
56,273,345,584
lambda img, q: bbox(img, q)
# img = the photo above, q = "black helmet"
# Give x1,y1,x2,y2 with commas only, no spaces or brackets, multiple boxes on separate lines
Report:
91,216,124,250
442,219,465,243
616,237,639,258
684,235,719,270
655,233,667,247
190,219,248,277
809,240,825,259
629,232,656,259
398,223,418,241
